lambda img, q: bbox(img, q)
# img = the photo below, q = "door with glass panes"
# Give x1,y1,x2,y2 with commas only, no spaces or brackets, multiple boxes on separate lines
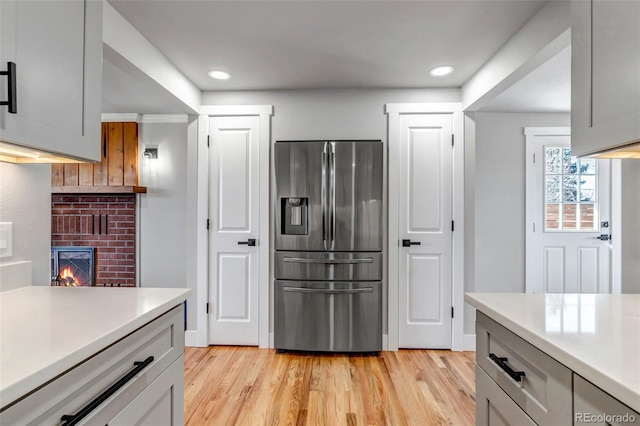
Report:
526,130,611,293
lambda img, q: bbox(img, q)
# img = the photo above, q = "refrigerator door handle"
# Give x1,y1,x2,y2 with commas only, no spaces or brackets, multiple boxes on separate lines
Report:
322,145,328,250
329,142,336,250
282,287,374,294
283,257,374,264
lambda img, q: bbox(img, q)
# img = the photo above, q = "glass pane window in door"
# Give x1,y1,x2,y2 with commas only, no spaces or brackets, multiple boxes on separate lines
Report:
545,147,562,174
563,148,577,174
546,175,561,202
544,146,599,231
546,203,560,230
580,176,596,202
580,204,596,229
563,175,578,202
580,158,597,174
563,203,578,230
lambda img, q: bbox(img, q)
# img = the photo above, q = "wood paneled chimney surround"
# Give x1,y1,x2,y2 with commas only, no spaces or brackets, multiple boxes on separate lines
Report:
51,122,147,193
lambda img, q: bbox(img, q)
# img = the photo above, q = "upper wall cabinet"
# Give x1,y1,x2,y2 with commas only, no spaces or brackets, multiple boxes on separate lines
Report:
571,0,640,157
0,0,103,161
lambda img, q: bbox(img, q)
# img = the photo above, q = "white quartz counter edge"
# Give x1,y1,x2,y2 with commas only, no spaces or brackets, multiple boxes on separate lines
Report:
465,294,639,412
0,287,190,408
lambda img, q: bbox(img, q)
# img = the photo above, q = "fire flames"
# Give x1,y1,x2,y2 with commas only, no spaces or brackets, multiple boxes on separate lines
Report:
58,266,80,286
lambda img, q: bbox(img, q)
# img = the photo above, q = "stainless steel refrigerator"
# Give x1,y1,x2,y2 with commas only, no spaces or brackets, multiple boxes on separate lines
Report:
274,140,383,353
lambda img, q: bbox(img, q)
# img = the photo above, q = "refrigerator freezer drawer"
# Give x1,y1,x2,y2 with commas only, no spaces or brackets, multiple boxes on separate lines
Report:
274,251,382,281
274,281,382,353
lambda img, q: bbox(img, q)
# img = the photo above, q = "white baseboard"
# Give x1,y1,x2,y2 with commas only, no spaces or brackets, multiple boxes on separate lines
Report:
463,334,476,351
185,330,202,347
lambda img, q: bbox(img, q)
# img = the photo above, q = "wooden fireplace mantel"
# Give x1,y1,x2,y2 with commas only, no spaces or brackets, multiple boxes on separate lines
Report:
51,122,147,194
51,185,147,194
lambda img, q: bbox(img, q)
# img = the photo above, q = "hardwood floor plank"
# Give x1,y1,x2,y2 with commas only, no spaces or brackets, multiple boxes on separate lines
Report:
375,356,408,426
184,347,475,426
383,351,444,425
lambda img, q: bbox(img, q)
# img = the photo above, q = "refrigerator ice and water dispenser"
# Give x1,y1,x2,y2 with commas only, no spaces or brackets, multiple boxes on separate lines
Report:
281,197,308,235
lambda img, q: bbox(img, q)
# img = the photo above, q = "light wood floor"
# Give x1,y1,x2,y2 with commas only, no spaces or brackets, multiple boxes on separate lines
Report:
184,346,476,426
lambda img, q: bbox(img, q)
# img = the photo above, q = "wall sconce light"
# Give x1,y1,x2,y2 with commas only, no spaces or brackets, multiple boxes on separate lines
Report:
143,146,158,159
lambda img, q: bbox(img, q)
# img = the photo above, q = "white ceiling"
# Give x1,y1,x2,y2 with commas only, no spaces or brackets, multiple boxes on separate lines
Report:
103,0,570,114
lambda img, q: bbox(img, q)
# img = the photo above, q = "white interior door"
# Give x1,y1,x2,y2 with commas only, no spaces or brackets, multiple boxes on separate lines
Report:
526,131,612,293
208,116,260,345
398,114,453,349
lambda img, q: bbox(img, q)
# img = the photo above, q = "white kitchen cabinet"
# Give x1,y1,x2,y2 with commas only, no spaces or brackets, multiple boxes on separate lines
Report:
571,0,640,156
574,375,640,426
476,366,536,426
110,356,184,426
0,304,185,425
475,312,573,425
0,0,102,161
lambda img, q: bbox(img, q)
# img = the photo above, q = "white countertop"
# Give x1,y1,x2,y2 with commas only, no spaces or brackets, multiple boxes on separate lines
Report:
465,293,640,412
0,286,190,409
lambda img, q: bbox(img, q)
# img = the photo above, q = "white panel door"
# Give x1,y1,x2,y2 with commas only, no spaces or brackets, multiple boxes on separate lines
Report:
208,116,260,345
526,133,611,293
398,114,453,348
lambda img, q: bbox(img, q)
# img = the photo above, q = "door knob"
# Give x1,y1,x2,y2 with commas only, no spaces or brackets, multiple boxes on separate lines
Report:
402,239,421,247
238,239,256,246
596,234,611,241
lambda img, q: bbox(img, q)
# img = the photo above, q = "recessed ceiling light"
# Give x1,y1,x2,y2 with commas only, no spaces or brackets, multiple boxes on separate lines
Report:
429,66,454,77
208,70,231,80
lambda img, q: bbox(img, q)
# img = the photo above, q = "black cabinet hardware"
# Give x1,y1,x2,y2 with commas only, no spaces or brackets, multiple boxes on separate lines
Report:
0,62,17,113
60,356,154,425
103,129,107,158
596,234,611,241
402,239,421,247
238,239,256,246
489,353,525,382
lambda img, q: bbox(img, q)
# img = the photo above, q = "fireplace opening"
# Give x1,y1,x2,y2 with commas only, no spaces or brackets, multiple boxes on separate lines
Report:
51,247,96,286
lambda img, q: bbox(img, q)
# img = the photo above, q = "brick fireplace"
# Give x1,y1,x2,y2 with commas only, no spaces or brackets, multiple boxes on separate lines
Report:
51,194,137,287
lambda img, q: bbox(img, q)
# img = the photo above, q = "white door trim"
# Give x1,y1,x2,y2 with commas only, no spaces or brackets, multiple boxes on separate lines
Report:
610,159,622,294
386,103,464,351
524,127,621,294
194,105,273,348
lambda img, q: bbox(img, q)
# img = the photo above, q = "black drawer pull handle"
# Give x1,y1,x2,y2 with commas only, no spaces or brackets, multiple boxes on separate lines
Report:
402,239,421,247
238,239,256,246
0,61,17,113
60,356,154,426
489,353,525,382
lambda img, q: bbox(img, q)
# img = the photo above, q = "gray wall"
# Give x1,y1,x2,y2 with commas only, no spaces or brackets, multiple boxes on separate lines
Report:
203,88,460,140
0,163,51,285
464,112,571,334
137,122,189,304
621,160,640,293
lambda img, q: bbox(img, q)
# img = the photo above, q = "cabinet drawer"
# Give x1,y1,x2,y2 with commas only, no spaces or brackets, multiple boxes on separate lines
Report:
109,355,184,426
476,365,536,426
476,312,572,425
574,374,639,426
0,304,184,425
